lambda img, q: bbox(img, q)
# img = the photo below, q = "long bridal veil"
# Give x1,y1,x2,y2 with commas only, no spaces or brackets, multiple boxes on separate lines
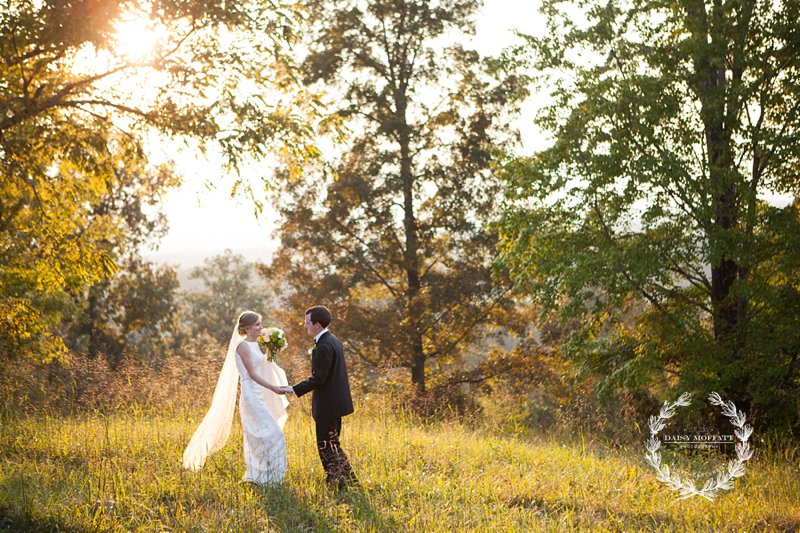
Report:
182,326,241,471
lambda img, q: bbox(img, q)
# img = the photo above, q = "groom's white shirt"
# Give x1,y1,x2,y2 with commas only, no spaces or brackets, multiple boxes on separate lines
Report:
314,328,329,345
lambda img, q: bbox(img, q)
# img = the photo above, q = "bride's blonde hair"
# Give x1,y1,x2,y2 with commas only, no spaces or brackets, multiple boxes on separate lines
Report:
237,311,261,335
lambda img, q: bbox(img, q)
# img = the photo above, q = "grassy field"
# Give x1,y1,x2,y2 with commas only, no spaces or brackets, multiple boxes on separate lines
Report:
1,402,798,532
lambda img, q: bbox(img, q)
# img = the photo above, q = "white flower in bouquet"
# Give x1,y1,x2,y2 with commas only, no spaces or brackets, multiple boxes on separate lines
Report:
257,326,288,362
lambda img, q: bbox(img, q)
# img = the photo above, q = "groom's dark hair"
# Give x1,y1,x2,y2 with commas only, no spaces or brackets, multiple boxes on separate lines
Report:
306,305,332,328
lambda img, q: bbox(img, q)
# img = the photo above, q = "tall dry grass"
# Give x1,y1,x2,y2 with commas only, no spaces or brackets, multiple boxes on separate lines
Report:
1,350,798,531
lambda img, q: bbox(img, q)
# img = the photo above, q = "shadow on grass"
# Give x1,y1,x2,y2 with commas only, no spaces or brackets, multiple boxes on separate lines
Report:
240,482,330,531
755,515,800,532
0,472,82,533
0,506,93,533
508,493,800,531
332,482,400,532
249,480,399,532
507,494,683,529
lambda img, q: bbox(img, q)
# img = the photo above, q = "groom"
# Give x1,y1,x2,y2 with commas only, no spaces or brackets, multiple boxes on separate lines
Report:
281,305,356,489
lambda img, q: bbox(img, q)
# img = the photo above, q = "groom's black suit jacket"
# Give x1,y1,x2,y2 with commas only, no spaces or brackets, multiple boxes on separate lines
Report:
292,331,354,421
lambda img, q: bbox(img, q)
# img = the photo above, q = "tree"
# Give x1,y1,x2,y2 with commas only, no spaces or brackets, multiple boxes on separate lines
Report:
184,250,276,345
495,0,800,425
0,131,174,360
67,257,180,365
62,161,178,362
0,0,315,360
269,0,528,394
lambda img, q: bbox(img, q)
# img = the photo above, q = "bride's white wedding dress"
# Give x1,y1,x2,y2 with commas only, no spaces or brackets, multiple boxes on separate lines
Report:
182,330,290,485
235,340,290,484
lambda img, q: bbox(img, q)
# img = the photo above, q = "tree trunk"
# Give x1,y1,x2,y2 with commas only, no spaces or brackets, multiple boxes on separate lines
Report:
710,231,738,342
396,89,425,393
690,0,742,349
87,286,101,359
411,340,425,393
709,150,738,343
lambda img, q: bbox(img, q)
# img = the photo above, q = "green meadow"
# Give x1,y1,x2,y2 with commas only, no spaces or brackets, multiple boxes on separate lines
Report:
1,402,798,532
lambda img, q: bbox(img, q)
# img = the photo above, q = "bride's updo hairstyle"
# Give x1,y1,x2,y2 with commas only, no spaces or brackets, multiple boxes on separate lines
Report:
237,311,261,335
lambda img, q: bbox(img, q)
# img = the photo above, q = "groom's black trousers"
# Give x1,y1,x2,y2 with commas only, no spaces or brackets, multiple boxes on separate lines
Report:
315,417,355,485
315,416,342,444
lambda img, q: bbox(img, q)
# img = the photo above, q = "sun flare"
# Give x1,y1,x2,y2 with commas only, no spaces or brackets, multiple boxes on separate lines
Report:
114,17,160,60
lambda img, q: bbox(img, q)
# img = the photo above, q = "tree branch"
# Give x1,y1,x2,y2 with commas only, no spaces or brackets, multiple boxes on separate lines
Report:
330,218,402,300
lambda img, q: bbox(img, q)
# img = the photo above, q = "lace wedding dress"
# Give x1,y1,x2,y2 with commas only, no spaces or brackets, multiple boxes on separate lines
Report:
182,329,289,485
235,340,289,484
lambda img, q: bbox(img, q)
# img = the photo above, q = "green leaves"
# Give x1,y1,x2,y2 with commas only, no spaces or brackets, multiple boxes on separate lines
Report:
496,0,800,428
0,0,316,361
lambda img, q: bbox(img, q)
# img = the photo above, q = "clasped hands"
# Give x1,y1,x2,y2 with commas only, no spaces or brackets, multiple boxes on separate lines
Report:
276,386,295,395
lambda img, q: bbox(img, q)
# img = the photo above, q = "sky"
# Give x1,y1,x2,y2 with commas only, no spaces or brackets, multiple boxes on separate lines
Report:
145,0,543,268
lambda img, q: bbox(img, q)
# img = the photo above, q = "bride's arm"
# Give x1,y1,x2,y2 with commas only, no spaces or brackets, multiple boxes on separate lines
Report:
236,344,281,394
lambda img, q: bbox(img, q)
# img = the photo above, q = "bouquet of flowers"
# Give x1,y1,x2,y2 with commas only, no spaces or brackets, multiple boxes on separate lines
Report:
257,327,288,363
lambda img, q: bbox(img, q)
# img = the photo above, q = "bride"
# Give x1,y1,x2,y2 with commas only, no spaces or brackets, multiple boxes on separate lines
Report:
183,311,290,484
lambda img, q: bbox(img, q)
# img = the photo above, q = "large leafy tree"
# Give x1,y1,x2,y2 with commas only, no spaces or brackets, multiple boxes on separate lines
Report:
0,0,314,360
496,0,800,425
270,0,528,393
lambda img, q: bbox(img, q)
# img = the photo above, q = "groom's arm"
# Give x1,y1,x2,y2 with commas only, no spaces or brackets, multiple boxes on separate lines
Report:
292,343,333,397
